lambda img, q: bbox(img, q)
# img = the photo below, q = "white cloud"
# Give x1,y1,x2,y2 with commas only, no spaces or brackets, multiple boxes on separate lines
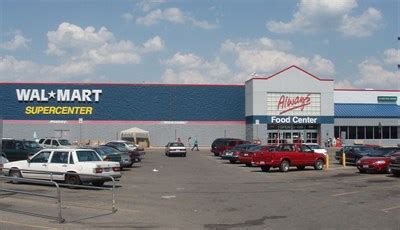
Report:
141,36,165,53
45,22,141,70
0,56,37,75
136,7,218,29
137,0,166,12
221,37,335,77
0,34,31,50
383,48,400,65
339,7,382,37
334,79,356,89
354,59,399,89
162,53,231,83
266,0,382,37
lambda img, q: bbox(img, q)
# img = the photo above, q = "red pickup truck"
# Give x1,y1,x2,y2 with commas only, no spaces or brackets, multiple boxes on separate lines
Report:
251,144,326,172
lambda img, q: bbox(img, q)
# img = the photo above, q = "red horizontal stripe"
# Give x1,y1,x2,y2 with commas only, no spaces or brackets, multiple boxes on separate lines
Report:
0,82,244,87
2,120,245,125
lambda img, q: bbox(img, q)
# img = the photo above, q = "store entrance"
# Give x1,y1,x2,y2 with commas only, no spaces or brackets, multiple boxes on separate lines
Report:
266,124,319,144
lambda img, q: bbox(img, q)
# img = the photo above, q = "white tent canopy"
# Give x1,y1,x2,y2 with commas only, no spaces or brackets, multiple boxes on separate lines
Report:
120,127,150,147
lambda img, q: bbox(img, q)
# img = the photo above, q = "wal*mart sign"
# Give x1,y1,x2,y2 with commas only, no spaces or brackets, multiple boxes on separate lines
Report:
16,89,102,102
16,89,102,116
271,116,318,124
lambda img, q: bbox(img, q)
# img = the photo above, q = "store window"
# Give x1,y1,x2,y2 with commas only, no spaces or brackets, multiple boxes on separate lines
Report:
374,126,381,139
357,126,365,139
366,126,373,139
382,126,390,139
349,126,357,139
390,126,398,139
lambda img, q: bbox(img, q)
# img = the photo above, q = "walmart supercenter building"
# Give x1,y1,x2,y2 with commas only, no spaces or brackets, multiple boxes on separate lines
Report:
1,66,399,146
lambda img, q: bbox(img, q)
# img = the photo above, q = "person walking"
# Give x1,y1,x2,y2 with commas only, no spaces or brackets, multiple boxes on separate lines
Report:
188,137,192,147
191,137,199,151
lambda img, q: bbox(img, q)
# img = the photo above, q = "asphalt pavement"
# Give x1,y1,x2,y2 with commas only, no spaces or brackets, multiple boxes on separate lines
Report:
0,148,399,230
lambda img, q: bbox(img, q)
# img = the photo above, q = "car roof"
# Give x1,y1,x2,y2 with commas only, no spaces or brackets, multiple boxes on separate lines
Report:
38,148,96,151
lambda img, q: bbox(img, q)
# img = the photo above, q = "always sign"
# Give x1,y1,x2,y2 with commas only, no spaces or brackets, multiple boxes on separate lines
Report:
277,93,311,115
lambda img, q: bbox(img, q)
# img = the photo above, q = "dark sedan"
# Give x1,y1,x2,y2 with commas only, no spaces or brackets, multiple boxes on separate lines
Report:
220,144,259,163
335,145,379,164
90,145,133,169
105,143,143,164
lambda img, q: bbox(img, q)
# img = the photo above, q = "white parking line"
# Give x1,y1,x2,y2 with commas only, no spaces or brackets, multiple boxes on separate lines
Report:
382,206,400,213
331,191,360,197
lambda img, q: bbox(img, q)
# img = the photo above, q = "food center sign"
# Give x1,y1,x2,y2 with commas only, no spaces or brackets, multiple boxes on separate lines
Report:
16,89,102,115
267,92,321,116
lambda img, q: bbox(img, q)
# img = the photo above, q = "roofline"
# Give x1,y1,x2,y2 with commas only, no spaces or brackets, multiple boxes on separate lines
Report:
245,65,334,83
0,82,245,87
334,88,400,92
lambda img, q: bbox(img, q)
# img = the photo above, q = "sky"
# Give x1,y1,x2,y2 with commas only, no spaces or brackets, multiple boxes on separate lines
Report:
0,0,399,89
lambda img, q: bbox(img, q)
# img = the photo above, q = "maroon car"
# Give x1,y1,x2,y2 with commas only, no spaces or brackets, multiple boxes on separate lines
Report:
239,145,279,167
356,147,400,173
211,138,248,157
251,144,326,172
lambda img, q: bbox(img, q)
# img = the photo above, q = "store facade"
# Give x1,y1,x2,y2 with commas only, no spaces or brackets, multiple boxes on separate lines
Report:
0,65,398,146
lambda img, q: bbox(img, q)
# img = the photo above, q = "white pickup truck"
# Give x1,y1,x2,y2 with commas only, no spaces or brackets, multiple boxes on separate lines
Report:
3,149,121,186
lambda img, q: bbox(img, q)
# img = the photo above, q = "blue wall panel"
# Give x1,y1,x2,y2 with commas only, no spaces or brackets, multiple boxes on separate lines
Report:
0,83,245,121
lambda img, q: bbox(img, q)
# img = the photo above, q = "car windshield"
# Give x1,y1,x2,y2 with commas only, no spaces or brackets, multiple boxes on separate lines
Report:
93,148,107,157
59,139,72,145
248,145,263,152
170,142,184,147
76,150,101,162
24,141,40,148
307,145,322,150
100,146,119,154
372,148,400,157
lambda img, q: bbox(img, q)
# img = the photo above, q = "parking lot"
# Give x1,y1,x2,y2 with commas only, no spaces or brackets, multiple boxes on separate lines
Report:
1,148,399,230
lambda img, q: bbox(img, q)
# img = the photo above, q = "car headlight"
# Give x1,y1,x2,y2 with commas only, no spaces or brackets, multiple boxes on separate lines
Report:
374,160,386,164
390,156,396,161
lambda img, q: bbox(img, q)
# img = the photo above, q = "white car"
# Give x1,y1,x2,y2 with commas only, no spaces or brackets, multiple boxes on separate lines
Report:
165,142,187,157
305,144,328,156
2,149,121,186
39,138,76,149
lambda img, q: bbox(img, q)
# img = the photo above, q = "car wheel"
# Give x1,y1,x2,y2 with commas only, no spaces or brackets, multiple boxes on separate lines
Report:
297,166,306,170
65,174,81,187
137,158,142,162
9,169,22,184
92,181,105,187
229,159,236,164
245,163,252,167
358,169,366,173
183,153,186,157
166,152,169,157
214,153,219,157
261,166,270,172
127,162,134,167
314,159,324,170
280,160,290,172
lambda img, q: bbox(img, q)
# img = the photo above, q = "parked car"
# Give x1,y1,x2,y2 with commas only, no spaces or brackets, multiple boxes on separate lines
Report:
88,145,132,169
304,143,327,156
239,145,279,167
356,147,400,173
39,138,75,149
335,145,379,164
0,151,9,170
251,144,326,172
2,139,43,161
221,143,259,163
210,138,249,157
105,140,139,151
165,142,187,157
389,151,400,177
105,142,144,163
3,149,121,186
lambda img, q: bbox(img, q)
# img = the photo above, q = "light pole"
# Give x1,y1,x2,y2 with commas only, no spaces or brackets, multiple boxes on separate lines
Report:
378,122,382,146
